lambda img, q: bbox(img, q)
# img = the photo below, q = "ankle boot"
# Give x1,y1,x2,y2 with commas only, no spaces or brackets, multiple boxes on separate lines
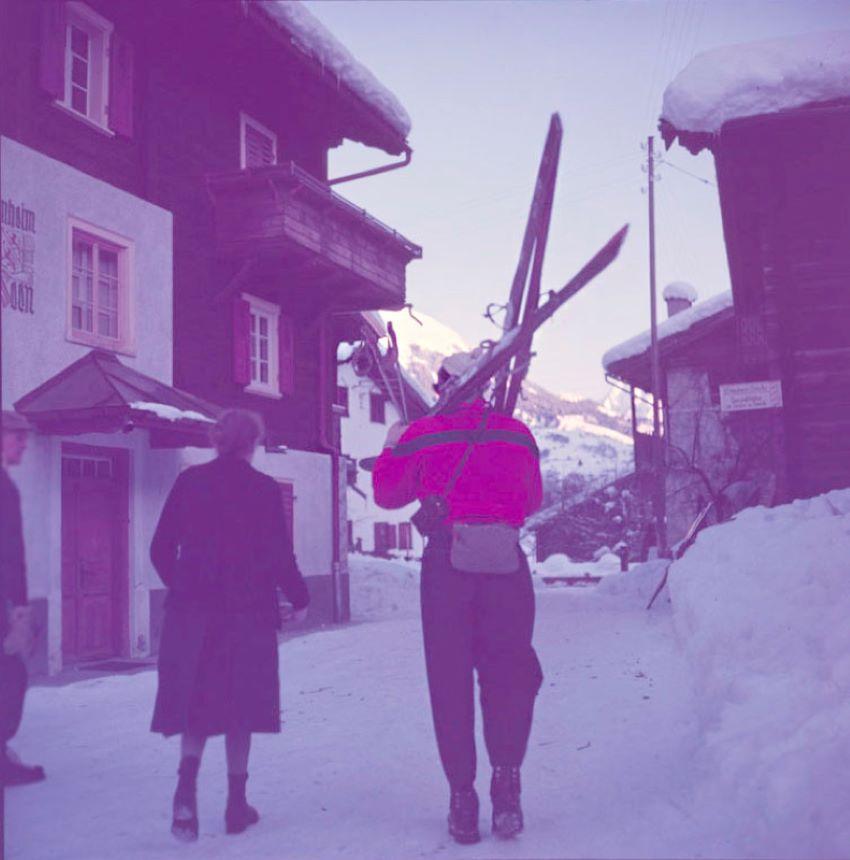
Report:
491,765,523,839
448,787,480,845
225,773,260,835
171,756,200,842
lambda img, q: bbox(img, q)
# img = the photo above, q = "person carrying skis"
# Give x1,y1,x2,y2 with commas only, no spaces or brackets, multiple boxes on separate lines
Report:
372,352,544,845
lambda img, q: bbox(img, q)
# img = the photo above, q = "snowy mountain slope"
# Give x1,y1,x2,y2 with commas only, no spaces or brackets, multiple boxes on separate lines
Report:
381,309,634,492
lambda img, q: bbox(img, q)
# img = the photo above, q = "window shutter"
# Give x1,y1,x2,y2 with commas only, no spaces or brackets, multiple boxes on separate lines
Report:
388,524,397,549
232,297,251,385
278,313,294,395
108,33,134,137
39,3,66,99
245,124,276,168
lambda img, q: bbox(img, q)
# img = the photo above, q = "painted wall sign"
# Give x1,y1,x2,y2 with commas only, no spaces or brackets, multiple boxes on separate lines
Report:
720,380,783,412
1,198,36,315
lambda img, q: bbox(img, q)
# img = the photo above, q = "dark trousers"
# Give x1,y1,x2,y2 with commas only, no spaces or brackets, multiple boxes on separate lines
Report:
420,536,543,790
0,654,27,746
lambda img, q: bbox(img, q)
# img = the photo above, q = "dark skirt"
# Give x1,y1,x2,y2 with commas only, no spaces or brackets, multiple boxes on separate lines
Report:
151,602,281,737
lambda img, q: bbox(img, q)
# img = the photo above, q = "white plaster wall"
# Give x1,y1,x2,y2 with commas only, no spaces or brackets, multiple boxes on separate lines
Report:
0,136,173,408
10,429,183,674
338,363,423,557
179,447,333,578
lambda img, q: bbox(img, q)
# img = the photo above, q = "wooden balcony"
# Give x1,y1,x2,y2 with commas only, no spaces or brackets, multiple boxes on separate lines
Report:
206,163,421,310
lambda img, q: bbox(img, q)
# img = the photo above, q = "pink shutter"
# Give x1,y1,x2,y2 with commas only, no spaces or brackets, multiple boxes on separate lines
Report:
39,3,66,99
108,33,134,137
278,313,294,395
232,298,251,385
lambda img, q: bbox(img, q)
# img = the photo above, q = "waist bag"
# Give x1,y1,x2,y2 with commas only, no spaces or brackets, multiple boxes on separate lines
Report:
450,521,520,574
410,408,521,574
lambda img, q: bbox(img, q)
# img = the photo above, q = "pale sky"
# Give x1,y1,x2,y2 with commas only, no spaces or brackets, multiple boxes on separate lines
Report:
306,0,850,399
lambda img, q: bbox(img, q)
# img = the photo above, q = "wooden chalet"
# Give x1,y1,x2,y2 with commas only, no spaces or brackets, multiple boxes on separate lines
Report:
1,0,420,670
660,37,850,503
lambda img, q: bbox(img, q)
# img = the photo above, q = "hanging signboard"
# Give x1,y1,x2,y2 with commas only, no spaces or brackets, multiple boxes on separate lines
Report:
720,380,783,412
1,198,36,315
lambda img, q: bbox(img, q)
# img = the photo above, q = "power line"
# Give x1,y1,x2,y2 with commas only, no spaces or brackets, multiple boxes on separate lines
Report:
662,159,716,187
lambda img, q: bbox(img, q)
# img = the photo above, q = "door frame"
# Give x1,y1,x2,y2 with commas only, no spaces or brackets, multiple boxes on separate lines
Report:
60,442,130,661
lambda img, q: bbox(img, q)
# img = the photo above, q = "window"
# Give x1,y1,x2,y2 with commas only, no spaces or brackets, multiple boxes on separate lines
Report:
61,3,113,129
242,294,280,396
369,393,386,424
240,113,278,169
335,386,349,417
398,522,413,551
374,522,397,554
232,296,294,396
68,220,134,354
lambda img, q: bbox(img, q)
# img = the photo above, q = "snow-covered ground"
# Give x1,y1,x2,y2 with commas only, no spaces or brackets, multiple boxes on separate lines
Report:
667,489,850,859
8,495,849,858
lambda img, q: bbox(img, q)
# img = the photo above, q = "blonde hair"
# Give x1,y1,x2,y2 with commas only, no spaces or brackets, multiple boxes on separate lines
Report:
210,409,265,458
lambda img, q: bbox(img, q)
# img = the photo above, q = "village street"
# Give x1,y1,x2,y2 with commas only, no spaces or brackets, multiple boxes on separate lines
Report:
6,577,735,860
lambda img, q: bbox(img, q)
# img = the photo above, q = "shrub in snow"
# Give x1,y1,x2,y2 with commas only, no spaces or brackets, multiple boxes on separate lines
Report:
667,490,850,858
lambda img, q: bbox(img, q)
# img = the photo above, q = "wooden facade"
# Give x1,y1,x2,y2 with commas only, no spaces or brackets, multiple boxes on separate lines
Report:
0,0,420,454
715,102,850,499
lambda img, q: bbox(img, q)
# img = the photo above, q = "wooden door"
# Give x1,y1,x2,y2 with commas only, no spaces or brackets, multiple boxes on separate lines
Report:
61,455,122,660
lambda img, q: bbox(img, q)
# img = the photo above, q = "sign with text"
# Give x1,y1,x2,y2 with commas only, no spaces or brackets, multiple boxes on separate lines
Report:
1,198,36,315
720,380,783,412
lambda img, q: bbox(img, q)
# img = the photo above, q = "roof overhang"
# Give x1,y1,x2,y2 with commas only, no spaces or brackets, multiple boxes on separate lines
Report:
14,350,223,448
604,300,736,391
247,1,410,156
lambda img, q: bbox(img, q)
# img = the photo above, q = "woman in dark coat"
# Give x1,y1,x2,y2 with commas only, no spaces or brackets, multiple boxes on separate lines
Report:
150,409,309,841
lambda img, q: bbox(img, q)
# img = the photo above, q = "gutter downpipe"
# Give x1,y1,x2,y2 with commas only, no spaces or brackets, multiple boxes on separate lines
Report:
318,310,344,623
328,146,412,186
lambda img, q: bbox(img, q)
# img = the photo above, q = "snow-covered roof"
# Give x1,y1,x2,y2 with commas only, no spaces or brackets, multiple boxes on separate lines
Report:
129,402,214,424
663,281,698,303
603,291,734,371
661,30,850,143
256,1,411,141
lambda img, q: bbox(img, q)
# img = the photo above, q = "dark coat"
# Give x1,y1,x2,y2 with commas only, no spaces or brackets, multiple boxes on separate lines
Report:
0,468,27,640
150,455,309,737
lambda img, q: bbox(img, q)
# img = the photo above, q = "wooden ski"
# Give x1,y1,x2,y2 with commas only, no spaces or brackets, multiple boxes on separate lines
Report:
492,113,563,412
434,224,629,416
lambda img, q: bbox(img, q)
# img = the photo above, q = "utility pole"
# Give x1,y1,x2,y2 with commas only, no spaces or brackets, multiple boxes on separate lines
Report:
646,135,668,557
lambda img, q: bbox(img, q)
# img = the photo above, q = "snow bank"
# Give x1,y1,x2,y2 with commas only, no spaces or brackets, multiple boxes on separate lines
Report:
257,1,411,138
348,553,420,621
663,281,698,303
602,291,733,369
662,30,850,136
667,490,850,858
591,559,671,608
129,401,213,423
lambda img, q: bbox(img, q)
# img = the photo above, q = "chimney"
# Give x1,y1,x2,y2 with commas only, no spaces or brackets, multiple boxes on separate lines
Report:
663,281,698,317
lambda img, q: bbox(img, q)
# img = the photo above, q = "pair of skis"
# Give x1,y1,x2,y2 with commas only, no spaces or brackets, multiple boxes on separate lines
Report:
359,112,629,469
431,111,628,417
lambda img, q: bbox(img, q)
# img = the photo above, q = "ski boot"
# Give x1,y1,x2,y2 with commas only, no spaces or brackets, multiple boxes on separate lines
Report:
448,787,480,845
171,755,200,842
491,765,523,839
225,773,260,835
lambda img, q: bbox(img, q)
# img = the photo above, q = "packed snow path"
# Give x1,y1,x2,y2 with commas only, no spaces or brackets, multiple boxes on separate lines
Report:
7,591,732,859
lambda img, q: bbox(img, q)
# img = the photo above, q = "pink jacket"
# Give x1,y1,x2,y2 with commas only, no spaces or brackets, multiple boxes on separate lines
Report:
372,399,543,527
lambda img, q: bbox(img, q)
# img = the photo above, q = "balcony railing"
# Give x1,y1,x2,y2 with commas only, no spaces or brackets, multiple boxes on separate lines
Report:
206,162,421,308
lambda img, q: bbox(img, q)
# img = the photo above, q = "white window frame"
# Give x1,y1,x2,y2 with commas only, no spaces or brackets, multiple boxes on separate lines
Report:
239,112,278,169
57,2,114,133
67,218,135,355
242,293,281,398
